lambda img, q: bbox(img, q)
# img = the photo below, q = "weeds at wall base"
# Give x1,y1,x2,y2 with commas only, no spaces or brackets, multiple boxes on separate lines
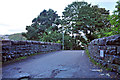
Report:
85,49,112,72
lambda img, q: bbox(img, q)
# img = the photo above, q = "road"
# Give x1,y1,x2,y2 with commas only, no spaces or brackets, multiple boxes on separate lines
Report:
2,50,115,78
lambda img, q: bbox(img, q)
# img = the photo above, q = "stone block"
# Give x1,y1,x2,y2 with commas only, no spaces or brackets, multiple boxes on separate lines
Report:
110,64,119,72
107,36,120,45
109,50,116,55
6,55,12,60
2,56,7,62
2,53,7,56
98,60,103,64
94,39,98,45
20,54,24,57
11,41,20,45
105,50,109,54
102,62,107,67
2,40,11,46
117,66,120,74
107,46,116,50
24,53,28,56
98,38,106,46
117,46,120,55
99,46,107,50
112,56,120,65
2,46,10,50
11,54,15,58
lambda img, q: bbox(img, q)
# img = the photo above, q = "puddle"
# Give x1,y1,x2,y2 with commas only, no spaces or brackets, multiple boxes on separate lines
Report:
14,72,30,78
106,73,110,77
100,74,104,76
59,68,67,71
90,69,103,72
99,73,110,77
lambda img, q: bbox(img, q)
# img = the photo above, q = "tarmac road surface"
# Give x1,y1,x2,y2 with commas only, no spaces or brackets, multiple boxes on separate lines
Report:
2,50,116,78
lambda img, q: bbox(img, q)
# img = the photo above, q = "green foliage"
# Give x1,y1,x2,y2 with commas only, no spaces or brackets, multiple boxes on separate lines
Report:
85,49,91,59
85,49,98,65
85,49,112,71
64,35,74,50
62,1,110,49
93,27,110,38
109,0,120,34
39,31,62,43
96,0,120,38
23,9,61,40
16,56,27,61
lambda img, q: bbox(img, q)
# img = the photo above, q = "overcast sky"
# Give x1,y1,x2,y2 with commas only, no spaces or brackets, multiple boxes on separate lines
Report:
0,0,118,35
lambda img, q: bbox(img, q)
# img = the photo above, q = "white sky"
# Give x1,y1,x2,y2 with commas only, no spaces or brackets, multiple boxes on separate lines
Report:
0,0,118,35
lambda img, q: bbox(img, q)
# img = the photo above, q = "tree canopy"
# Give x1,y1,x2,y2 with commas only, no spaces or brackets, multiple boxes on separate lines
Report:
61,1,110,48
95,0,120,37
23,9,61,40
110,0,120,34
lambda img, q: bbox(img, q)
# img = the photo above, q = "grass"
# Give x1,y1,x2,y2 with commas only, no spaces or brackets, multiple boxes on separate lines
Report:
16,56,27,61
85,49,112,71
85,49,98,65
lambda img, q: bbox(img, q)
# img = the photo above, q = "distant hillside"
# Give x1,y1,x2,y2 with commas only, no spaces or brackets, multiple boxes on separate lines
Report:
8,33,27,40
0,33,27,40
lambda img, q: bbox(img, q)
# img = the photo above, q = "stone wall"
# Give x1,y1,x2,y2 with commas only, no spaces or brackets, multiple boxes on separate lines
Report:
1,40,61,62
88,34,120,74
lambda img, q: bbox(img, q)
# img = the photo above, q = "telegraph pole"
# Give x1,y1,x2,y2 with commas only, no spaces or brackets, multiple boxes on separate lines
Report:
62,26,64,50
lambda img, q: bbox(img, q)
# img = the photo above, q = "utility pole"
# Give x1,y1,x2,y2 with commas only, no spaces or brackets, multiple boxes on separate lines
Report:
62,26,64,50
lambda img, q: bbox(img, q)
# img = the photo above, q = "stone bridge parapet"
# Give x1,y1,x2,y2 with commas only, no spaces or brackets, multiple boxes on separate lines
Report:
1,40,61,62
88,34,120,74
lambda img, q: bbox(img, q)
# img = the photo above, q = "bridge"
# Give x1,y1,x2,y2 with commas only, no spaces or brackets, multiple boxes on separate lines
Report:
1,34,120,79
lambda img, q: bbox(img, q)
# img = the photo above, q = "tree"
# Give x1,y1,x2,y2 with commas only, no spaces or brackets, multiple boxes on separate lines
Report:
23,9,61,40
96,0,120,37
109,0,120,34
62,1,110,46
39,31,62,43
